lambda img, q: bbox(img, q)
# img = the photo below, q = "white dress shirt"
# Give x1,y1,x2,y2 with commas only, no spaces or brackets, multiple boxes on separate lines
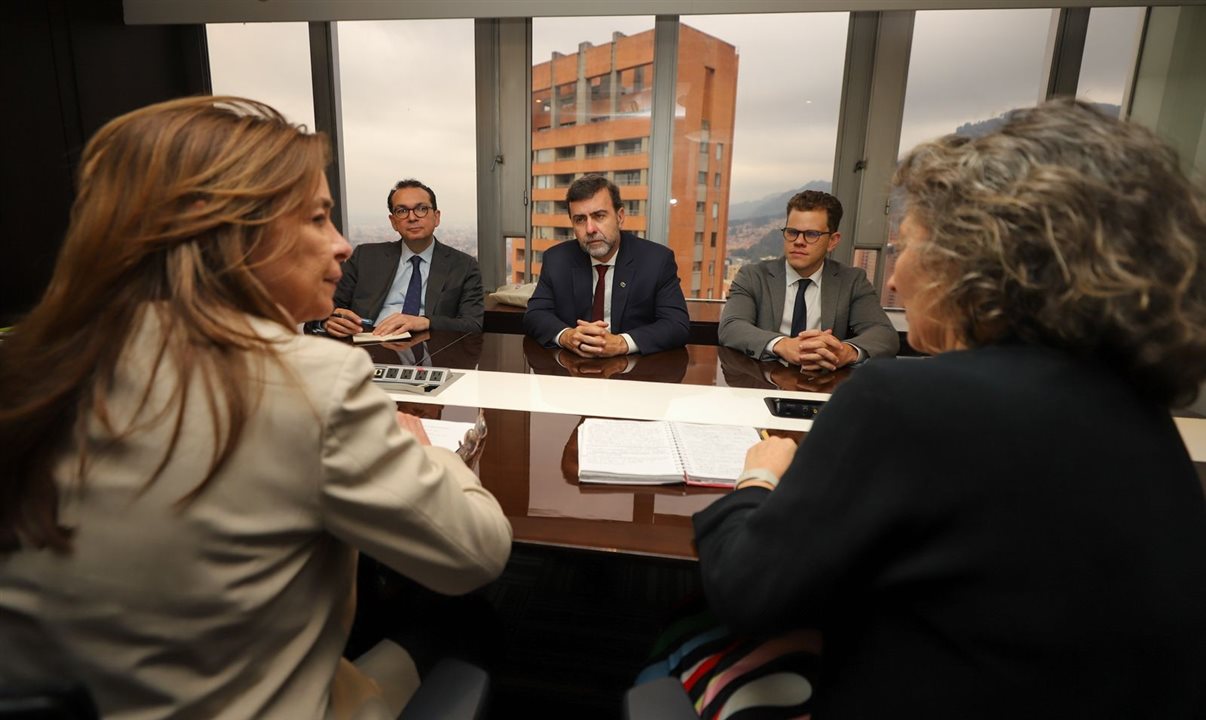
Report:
376,240,436,324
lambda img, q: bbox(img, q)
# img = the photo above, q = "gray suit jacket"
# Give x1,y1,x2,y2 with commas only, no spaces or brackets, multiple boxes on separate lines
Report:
333,238,484,333
718,257,899,361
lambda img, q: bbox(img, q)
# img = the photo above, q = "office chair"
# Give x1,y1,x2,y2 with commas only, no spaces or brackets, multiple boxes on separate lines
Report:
0,662,485,720
0,682,98,719
622,677,697,720
400,657,490,720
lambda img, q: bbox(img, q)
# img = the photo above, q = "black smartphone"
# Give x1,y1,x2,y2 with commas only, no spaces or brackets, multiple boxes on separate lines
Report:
764,396,827,419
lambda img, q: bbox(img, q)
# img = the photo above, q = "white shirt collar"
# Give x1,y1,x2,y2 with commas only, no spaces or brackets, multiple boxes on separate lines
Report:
400,238,436,265
784,259,825,286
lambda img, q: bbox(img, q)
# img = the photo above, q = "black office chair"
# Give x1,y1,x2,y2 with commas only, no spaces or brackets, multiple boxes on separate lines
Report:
622,677,697,720
400,657,490,720
0,662,485,720
0,682,98,720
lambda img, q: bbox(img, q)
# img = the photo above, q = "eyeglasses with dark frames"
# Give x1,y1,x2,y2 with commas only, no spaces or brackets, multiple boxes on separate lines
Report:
781,227,833,244
391,204,433,219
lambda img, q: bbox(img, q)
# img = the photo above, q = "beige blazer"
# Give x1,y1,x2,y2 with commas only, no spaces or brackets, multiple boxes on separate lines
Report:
0,311,512,719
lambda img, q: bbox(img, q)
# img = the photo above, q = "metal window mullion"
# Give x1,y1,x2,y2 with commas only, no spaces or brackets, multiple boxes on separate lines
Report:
1119,8,1152,120
646,15,679,246
1041,7,1091,100
500,18,534,284
474,19,502,286
830,11,881,266
475,18,531,288
852,11,914,292
308,21,348,235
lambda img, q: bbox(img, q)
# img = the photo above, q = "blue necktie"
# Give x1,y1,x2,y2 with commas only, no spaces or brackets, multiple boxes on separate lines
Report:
790,278,809,336
402,256,423,316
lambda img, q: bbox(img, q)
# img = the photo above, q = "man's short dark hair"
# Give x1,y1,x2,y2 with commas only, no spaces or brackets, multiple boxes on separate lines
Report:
786,190,842,232
566,174,622,212
386,178,438,211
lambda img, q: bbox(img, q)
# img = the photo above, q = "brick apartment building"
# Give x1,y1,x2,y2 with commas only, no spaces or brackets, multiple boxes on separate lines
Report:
516,24,739,300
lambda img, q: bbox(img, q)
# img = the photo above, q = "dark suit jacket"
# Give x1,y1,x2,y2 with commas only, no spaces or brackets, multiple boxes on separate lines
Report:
718,257,898,360
694,345,1206,718
333,238,484,333
523,231,689,354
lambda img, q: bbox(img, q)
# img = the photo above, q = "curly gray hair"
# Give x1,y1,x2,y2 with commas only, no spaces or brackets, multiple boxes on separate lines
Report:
892,98,1206,407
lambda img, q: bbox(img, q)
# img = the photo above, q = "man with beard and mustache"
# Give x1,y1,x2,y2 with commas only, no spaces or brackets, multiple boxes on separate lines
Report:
524,174,689,356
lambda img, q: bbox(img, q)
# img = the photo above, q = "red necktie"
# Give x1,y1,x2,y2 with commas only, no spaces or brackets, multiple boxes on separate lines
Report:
592,265,608,322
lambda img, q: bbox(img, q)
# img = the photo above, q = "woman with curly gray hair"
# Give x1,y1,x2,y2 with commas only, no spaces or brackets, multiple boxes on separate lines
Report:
692,100,1206,718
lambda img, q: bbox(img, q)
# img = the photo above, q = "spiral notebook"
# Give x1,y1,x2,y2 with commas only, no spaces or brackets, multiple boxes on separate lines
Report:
577,418,761,487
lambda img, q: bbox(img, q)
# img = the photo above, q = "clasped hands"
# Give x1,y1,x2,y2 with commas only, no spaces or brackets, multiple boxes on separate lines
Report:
324,308,430,338
559,319,628,358
773,328,858,373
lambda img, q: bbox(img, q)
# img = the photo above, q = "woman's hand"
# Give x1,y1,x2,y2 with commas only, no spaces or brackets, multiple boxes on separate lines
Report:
396,411,431,446
744,437,797,478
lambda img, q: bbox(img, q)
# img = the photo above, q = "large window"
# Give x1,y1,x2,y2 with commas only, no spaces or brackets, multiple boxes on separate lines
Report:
877,8,1055,306
898,9,1053,156
336,20,477,255
674,14,849,300
202,7,1163,300
206,23,315,129
1077,7,1146,110
520,16,655,283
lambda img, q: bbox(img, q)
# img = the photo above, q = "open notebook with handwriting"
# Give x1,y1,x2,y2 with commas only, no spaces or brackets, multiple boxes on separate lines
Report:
577,418,761,488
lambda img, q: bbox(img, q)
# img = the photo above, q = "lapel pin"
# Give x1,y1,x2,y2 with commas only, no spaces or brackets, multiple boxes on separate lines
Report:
620,281,627,288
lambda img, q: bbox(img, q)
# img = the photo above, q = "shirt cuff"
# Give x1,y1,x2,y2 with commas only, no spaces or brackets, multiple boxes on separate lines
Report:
845,342,867,366
735,467,779,490
765,336,787,360
621,333,638,355
555,328,570,347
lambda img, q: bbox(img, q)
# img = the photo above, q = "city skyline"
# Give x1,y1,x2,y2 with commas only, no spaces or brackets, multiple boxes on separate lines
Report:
207,9,1140,251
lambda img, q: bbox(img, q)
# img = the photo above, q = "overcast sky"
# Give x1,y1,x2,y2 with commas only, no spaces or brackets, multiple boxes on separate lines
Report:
207,8,1142,233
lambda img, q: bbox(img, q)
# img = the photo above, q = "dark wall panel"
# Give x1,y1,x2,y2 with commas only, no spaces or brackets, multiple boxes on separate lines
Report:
0,0,208,323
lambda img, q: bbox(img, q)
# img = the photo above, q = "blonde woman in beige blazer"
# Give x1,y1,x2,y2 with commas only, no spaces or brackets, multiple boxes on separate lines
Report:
0,97,512,719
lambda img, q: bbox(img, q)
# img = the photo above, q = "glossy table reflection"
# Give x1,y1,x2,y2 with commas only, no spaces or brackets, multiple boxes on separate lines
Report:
391,333,825,560
364,332,1206,559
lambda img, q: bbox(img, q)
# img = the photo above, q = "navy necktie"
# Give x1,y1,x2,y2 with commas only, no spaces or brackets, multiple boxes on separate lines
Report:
402,256,423,316
790,278,809,336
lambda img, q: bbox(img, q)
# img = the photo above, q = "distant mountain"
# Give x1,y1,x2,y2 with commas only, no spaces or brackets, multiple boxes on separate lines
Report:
730,221,787,262
727,180,832,223
954,102,1121,138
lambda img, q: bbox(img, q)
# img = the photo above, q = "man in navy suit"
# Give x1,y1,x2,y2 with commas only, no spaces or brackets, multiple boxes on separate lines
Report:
524,174,689,356
323,179,483,338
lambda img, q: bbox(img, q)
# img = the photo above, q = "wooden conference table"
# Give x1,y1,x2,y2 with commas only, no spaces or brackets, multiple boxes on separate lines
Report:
362,330,1206,561
361,330,847,561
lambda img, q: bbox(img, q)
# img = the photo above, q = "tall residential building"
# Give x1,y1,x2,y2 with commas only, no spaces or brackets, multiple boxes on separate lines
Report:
517,24,739,299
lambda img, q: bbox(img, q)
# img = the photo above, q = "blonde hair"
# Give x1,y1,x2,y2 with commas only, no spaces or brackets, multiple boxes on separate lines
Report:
0,96,330,551
893,99,1206,406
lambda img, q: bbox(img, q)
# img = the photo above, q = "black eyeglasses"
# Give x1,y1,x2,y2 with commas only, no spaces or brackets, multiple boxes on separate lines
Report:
391,204,433,219
781,227,832,244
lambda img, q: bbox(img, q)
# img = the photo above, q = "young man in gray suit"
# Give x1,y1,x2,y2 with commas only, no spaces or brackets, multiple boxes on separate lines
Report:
323,179,484,337
718,190,898,372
